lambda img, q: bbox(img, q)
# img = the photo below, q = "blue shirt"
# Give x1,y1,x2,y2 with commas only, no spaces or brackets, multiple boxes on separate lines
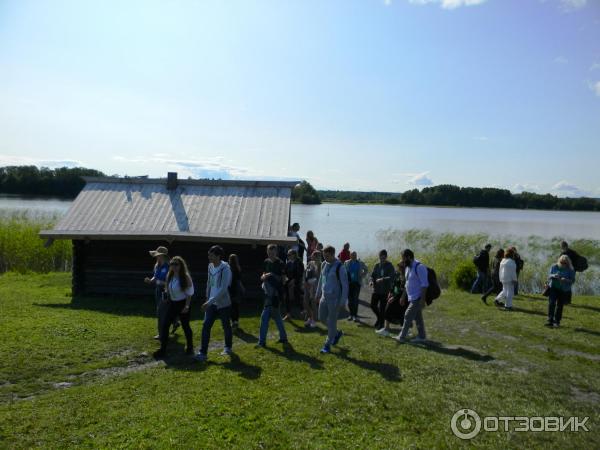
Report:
404,260,429,302
154,263,169,285
346,260,362,284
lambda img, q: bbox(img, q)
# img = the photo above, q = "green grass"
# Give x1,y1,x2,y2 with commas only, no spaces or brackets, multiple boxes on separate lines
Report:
0,272,599,449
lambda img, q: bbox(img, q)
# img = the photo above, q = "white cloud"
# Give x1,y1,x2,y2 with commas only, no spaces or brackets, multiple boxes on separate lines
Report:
591,81,600,97
554,56,568,64
113,155,251,179
409,0,487,9
512,183,541,193
0,154,83,168
400,171,434,186
560,0,587,10
552,180,590,197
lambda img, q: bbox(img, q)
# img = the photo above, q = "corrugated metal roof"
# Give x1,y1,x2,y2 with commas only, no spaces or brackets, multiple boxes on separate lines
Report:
40,178,299,244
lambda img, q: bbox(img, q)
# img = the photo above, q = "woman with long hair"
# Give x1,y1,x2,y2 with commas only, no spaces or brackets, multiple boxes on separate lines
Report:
228,253,244,330
545,255,575,328
306,231,319,263
154,256,194,358
495,247,517,311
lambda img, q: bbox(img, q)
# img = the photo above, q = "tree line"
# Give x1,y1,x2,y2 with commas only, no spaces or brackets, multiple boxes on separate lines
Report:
1,166,599,211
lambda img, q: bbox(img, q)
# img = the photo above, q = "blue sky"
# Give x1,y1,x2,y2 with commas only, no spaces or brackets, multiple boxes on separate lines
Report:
1,0,599,196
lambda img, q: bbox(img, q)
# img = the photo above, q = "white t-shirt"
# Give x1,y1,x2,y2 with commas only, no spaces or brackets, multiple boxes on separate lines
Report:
168,276,194,301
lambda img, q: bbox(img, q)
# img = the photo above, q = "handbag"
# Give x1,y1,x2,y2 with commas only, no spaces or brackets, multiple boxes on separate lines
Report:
542,284,551,297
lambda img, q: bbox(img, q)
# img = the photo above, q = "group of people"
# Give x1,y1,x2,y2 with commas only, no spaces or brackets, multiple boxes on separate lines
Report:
144,222,434,359
470,240,583,327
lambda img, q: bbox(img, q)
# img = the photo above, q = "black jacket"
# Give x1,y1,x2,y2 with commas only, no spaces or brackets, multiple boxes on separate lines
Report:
474,250,490,272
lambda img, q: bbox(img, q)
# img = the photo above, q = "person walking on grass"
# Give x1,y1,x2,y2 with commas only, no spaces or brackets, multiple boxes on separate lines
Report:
395,250,428,344
228,254,244,330
195,245,233,362
283,249,304,320
495,247,518,311
338,242,351,263
303,250,322,328
258,244,288,347
471,244,492,294
316,245,349,354
370,250,395,331
511,247,524,296
376,261,407,337
545,255,575,328
345,251,368,322
153,256,194,358
144,246,170,340
481,248,504,304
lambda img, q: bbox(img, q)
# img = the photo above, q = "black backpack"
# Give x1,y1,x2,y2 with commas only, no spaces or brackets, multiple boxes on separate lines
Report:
572,254,589,272
414,262,441,305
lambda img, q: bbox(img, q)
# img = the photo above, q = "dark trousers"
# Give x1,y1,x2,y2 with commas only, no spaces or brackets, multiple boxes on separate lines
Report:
348,282,361,317
200,305,233,354
548,288,567,325
160,300,192,352
231,299,240,323
371,292,388,329
471,270,489,294
482,279,501,299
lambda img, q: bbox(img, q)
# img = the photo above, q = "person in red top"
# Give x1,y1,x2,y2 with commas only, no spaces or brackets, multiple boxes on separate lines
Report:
338,243,351,263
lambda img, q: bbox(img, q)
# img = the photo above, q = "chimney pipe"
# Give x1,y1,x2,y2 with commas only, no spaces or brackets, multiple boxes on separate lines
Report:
167,172,178,190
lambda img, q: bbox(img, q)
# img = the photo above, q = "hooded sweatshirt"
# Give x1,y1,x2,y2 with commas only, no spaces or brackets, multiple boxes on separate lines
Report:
205,261,232,309
499,258,517,284
316,258,349,306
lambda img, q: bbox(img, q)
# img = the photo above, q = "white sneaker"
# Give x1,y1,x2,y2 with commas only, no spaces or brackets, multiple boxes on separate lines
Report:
394,335,407,343
220,347,232,356
309,320,317,328
376,328,391,337
411,337,427,344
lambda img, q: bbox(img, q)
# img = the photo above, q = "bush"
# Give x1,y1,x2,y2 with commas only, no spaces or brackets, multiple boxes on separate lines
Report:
451,260,477,291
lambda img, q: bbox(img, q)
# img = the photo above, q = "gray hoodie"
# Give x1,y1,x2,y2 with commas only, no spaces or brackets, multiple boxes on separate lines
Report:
316,258,349,306
206,261,232,309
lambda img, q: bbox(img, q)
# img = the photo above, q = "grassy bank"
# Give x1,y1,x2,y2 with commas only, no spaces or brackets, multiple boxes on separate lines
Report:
0,272,599,449
370,229,600,295
0,212,71,273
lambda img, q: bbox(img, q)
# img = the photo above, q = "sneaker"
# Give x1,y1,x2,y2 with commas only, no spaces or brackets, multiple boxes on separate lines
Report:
394,335,407,344
494,299,504,307
504,306,513,311
304,319,311,327
481,296,487,304
353,317,360,322
376,328,392,337
544,321,553,327
171,322,180,335
320,344,331,354
309,320,318,328
411,337,427,344
232,321,239,330
553,323,560,328
347,316,354,321
332,330,344,346
220,347,232,356
276,338,289,344
194,352,208,362
282,314,290,321
153,334,160,340
256,342,266,348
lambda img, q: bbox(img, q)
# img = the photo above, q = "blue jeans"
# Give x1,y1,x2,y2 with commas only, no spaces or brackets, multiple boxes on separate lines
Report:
200,305,232,354
259,304,287,344
471,270,489,294
318,298,342,346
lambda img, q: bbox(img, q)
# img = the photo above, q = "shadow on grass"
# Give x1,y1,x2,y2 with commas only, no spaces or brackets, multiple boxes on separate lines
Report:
233,327,259,344
332,348,402,382
290,320,328,336
510,307,547,317
574,328,600,337
569,304,600,314
264,343,324,370
518,295,547,302
414,341,494,362
164,353,262,380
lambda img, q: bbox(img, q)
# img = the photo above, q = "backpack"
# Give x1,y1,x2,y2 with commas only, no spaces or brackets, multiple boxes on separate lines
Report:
414,262,441,305
569,251,589,272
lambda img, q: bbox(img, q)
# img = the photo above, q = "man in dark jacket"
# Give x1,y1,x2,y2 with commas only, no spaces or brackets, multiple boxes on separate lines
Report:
370,249,395,330
471,244,492,294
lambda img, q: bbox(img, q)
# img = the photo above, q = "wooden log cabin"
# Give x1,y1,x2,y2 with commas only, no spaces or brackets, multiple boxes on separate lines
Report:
40,173,298,298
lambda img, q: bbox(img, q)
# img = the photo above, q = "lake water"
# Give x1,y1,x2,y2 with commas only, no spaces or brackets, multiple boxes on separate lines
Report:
1,195,599,255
